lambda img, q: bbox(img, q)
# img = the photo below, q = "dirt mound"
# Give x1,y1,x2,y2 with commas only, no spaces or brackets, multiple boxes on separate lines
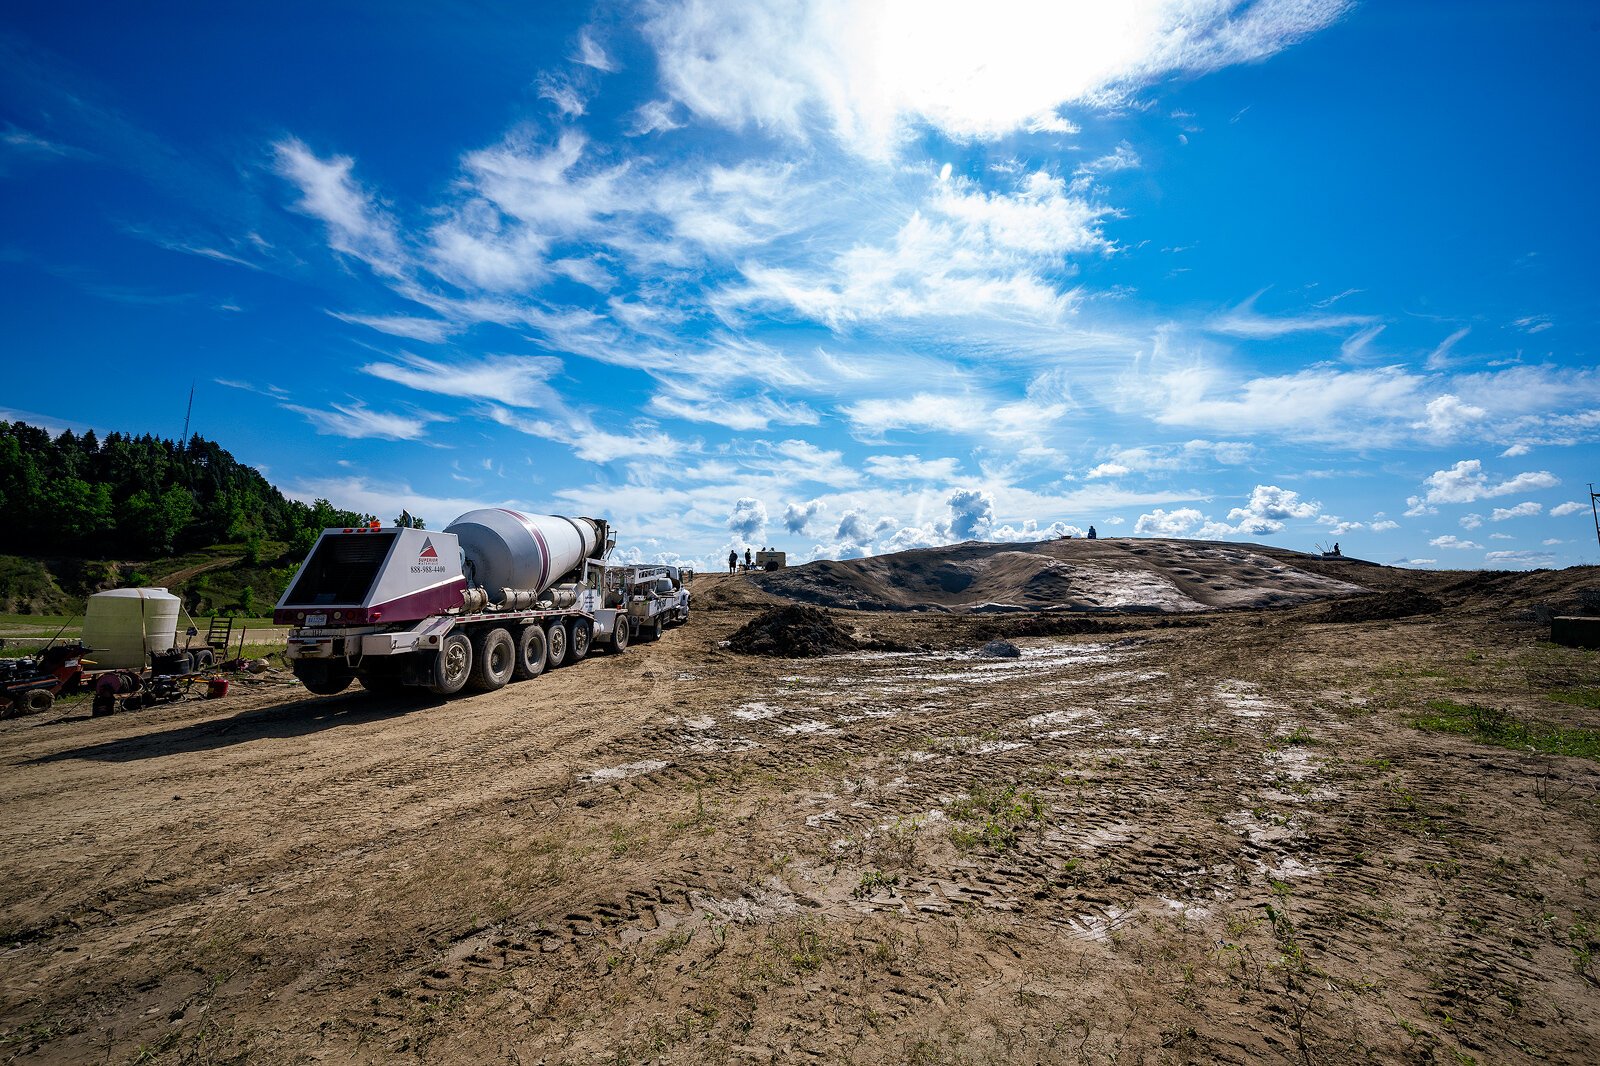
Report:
753,538,1367,614
726,605,860,657
1315,588,1444,624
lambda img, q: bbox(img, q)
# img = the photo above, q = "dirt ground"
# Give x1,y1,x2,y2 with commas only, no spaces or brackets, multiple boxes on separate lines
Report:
2,569,1598,1064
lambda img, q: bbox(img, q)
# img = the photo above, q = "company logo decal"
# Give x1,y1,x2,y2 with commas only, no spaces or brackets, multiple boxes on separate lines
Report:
412,536,446,576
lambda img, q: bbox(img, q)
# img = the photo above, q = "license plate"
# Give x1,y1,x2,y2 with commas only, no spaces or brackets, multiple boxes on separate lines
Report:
306,614,327,627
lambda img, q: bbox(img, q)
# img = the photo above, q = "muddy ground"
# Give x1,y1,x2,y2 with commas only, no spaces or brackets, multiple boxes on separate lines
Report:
2,571,1598,1064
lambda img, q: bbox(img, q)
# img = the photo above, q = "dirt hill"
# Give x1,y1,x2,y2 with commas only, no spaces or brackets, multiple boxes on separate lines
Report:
751,537,1367,613
748,536,1600,617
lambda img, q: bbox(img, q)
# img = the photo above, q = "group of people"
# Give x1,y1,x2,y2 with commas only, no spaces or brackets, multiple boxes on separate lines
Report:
728,548,751,573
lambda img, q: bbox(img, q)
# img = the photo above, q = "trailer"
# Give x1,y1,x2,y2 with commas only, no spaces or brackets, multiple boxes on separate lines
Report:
274,509,661,697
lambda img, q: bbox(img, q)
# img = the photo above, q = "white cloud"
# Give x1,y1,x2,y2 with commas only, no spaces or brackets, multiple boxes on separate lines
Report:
628,99,684,135
1416,394,1488,438
947,488,995,540
1225,484,1319,535
538,77,587,117
1370,520,1398,532
1499,442,1531,457
784,498,825,534
364,352,566,411
1490,501,1541,521
1550,501,1586,517
573,28,617,72
328,311,455,343
282,400,439,441
1207,290,1375,338
642,0,1350,156
727,497,769,543
1429,535,1481,550
1459,514,1482,529
1425,326,1470,371
863,454,962,481
1134,507,1207,537
1486,549,1555,567
1420,459,1559,504
1086,462,1131,479
273,138,405,277
1512,314,1552,334
842,393,990,437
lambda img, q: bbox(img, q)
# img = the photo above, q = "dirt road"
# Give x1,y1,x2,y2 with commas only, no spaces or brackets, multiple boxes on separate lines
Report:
2,575,1597,1063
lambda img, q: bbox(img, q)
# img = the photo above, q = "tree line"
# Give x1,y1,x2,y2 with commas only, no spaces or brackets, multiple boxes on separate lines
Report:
0,420,375,559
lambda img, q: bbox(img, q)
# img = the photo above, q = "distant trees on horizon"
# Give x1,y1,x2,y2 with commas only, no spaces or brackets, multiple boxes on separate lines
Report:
0,420,374,560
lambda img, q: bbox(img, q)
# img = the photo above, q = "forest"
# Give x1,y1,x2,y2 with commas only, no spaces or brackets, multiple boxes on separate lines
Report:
0,420,373,560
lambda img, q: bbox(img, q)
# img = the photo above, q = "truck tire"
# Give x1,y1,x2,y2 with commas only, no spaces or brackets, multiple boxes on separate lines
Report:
296,662,355,696
608,618,630,654
24,689,54,714
427,632,473,696
568,618,592,662
545,621,569,669
469,628,515,692
514,625,547,680
645,618,663,641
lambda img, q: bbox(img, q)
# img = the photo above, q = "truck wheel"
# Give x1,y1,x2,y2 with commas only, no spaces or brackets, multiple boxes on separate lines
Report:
568,618,592,661
23,689,54,714
645,618,664,641
426,632,473,696
514,625,547,680
545,621,569,669
295,663,355,696
469,628,515,692
609,618,630,654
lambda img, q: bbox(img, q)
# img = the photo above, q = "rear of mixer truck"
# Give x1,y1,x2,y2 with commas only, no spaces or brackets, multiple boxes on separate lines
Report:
274,509,660,697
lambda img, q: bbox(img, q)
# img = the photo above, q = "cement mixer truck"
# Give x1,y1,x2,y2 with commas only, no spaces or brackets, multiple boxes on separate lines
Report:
273,509,655,697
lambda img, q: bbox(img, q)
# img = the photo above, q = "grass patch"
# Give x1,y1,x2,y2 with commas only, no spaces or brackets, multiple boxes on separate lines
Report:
1548,687,1600,712
947,782,1047,852
1411,699,1600,762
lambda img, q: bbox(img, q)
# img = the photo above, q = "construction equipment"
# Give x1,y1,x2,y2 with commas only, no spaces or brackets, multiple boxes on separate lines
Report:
623,565,691,641
274,509,674,698
0,642,90,717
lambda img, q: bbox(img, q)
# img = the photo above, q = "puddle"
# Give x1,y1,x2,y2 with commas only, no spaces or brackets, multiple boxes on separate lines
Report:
777,719,835,736
579,759,669,783
1065,904,1133,941
732,701,784,721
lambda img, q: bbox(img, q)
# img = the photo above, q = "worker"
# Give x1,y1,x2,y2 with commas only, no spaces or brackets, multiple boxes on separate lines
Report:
1088,525,1097,540
728,549,738,574
744,548,753,569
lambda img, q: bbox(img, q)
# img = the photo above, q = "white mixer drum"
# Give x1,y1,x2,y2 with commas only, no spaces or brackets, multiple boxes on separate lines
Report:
445,509,599,594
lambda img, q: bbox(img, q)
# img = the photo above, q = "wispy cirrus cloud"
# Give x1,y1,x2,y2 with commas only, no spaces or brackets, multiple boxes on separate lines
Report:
1207,289,1376,338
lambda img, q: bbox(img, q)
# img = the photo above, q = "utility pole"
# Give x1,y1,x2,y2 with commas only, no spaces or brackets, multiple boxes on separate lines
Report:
1590,483,1600,554
181,381,195,443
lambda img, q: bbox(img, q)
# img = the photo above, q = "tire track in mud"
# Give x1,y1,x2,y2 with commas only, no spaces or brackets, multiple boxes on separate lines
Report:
373,634,1363,1033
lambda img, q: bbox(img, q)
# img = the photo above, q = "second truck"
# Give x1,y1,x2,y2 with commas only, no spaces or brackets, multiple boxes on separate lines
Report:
273,509,688,697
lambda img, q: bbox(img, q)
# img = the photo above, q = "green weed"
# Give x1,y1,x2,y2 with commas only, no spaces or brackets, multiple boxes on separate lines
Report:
1411,699,1600,761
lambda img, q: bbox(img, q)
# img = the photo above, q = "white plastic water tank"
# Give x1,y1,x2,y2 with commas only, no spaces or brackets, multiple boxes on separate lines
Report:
82,587,180,669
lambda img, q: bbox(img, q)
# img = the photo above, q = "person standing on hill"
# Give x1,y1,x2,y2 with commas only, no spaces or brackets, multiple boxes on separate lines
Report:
728,549,738,574
744,548,753,569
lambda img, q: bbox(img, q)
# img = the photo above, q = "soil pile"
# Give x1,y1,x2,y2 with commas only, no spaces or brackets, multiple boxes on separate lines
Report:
754,538,1366,614
726,605,859,657
976,640,1022,658
1315,588,1444,624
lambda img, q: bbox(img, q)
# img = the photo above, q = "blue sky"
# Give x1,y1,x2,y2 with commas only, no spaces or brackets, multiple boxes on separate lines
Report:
3,1,1597,571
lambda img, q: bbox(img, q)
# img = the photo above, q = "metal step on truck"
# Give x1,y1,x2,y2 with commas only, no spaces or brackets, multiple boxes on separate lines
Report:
274,509,665,697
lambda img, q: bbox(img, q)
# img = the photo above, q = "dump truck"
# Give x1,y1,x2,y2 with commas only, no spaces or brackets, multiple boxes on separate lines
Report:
274,509,654,697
